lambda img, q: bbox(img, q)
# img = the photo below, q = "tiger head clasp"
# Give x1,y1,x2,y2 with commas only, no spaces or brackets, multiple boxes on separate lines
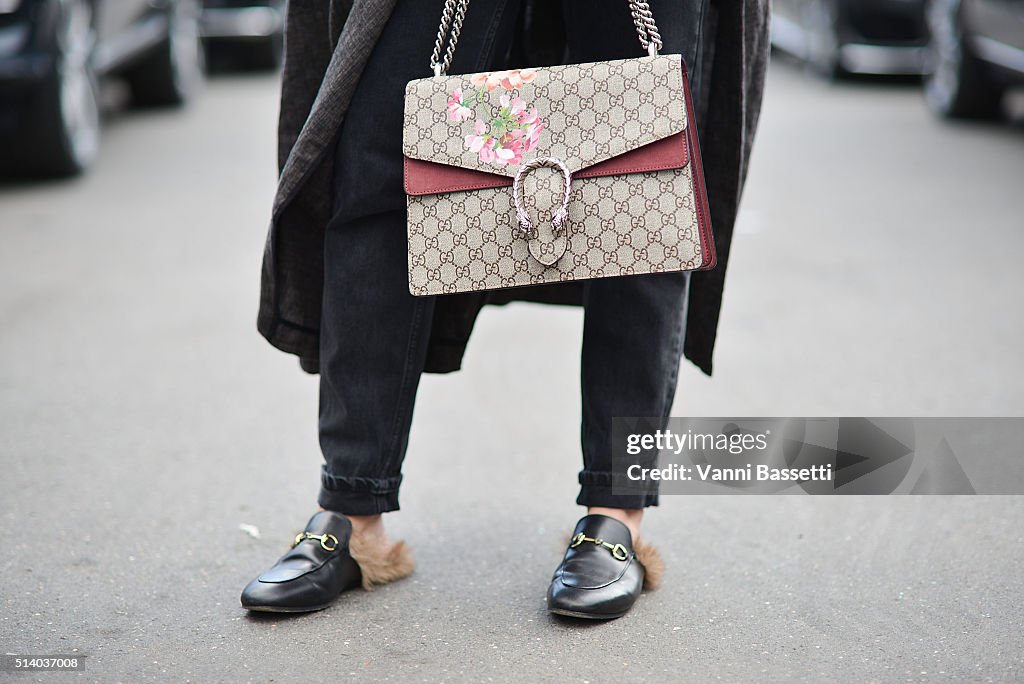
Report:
512,156,572,266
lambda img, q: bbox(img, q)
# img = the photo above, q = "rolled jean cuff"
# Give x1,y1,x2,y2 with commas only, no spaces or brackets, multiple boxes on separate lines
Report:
576,470,659,509
317,468,403,516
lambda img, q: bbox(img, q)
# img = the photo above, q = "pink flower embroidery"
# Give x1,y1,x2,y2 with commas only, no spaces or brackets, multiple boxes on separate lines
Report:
446,88,473,122
464,119,489,153
501,68,537,90
469,72,501,91
469,68,537,92
447,73,546,167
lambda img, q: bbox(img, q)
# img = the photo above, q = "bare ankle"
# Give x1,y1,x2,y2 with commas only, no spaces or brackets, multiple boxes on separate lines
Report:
348,515,394,551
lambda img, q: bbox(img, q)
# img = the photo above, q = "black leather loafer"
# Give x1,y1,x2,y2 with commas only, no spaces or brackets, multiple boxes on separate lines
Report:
546,514,645,620
240,511,362,613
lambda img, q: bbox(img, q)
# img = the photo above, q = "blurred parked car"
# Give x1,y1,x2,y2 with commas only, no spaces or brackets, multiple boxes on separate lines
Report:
0,0,204,177
772,0,929,77
924,0,1024,119
201,0,284,70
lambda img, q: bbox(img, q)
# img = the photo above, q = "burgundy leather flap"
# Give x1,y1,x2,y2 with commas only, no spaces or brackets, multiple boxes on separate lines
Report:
404,131,688,197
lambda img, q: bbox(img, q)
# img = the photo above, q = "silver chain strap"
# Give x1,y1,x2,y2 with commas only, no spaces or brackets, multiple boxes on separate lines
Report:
429,0,664,76
628,1,664,56
430,0,471,76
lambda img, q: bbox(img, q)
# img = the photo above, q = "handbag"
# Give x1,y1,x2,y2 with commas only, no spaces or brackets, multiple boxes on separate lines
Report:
403,0,714,296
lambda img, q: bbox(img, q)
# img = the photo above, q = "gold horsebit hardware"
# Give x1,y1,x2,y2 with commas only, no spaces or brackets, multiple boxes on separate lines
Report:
570,532,631,562
293,531,339,552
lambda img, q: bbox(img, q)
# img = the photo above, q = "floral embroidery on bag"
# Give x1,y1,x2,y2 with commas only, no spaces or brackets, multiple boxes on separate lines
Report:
447,69,546,166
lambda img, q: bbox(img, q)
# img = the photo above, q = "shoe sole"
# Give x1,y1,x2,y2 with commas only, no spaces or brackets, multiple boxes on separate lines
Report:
548,607,628,620
242,602,332,614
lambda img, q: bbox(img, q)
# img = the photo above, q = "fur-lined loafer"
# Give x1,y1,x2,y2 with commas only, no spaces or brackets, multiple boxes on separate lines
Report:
240,511,362,612
241,510,416,613
546,514,664,620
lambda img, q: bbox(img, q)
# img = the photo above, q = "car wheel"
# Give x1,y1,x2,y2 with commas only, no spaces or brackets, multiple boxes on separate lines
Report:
924,0,1005,119
2,0,101,177
127,0,204,107
803,0,844,79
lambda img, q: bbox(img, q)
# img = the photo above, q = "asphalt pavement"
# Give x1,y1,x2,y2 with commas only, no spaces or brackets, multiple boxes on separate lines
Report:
1,62,1023,683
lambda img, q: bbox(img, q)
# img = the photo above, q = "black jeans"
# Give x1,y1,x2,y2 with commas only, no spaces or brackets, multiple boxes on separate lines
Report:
318,0,707,516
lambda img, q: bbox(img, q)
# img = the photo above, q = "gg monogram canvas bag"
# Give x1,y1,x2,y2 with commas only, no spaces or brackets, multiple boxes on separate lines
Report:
403,0,714,296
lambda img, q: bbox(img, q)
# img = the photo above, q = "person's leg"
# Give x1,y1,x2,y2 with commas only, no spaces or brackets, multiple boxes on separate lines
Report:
243,0,526,613
563,0,708,540
320,0,524,544
545,0,707,619
545,263,689,620
241,206,434,611
578,270,690,535
317,208,436,532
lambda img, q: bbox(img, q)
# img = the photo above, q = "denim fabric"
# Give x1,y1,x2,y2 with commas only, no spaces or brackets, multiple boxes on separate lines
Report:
318,209,689,514
318,210,436,515
318,0,700,514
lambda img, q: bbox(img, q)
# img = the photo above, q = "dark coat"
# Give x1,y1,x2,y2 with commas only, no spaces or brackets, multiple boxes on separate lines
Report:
257,0,770,376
